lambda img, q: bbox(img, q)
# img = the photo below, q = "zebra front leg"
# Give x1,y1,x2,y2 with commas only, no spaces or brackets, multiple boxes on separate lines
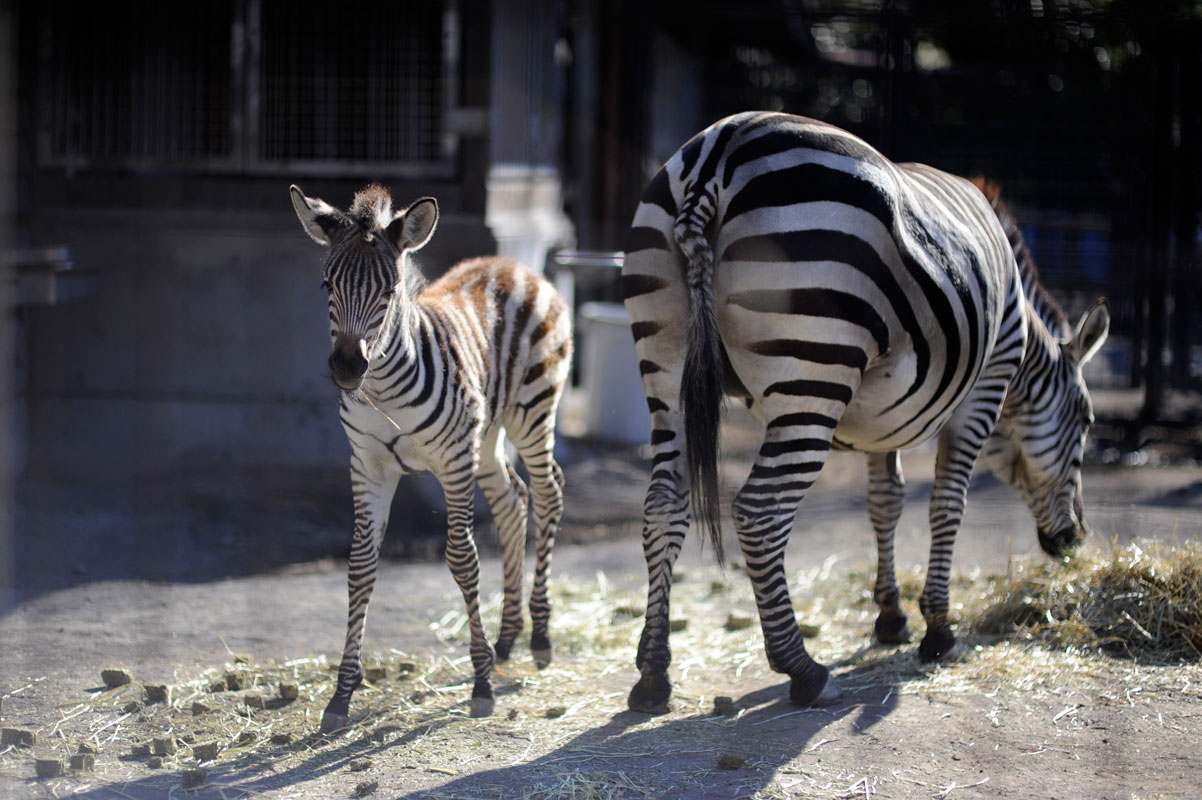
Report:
919,378,1011,663
733,429,841,707
477,429,529,663
322,467,400,734
867,451,911,644
919,449,972,662
918,412,996,664
442,477,498,717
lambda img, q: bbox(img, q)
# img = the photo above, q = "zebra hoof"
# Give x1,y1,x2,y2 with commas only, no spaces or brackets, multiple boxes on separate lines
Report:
918,628,959,663
494,639,513,663
319,711,350,735
789,669,842,707
874,612,913,645
531,632,551,668
627,673,672,715
470,696,495,718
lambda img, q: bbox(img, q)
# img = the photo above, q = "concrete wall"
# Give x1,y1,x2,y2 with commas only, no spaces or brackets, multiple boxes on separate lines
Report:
14,0,573,492
20,207,495,485
2,0,16,596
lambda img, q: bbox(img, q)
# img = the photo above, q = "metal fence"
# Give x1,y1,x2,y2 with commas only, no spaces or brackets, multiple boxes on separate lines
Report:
36,0,455,177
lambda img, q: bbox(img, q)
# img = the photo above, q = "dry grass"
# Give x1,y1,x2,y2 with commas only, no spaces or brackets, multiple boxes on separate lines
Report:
974,537,1202,663
3,539,1199,796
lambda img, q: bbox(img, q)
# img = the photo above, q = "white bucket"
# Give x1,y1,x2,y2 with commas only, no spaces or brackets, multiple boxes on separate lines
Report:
576,302,651,446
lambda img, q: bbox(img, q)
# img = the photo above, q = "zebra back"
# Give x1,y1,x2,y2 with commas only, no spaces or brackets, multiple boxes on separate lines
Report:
970,178,1071,342
415,255,573,429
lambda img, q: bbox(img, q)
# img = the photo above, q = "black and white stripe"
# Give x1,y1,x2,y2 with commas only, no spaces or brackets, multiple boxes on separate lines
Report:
291,184,572,732
621,112,1109,712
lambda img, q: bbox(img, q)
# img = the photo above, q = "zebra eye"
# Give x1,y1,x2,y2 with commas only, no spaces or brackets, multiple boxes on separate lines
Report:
381,288,396,299
320,279,332,292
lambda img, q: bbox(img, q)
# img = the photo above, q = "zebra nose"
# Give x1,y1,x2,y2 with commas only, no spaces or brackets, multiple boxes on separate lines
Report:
1038,524,1084,558
329,337,369,390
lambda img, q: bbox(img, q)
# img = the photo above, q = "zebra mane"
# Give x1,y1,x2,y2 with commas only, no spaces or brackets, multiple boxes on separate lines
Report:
971,178,1071,340
348,183,428,299
350,184,395,232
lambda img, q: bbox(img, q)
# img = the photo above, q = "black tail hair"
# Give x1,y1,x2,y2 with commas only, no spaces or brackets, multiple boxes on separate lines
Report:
675,197,725,564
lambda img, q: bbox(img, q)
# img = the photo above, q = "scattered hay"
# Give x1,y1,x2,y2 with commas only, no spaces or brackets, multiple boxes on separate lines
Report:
4,541,1200,793
522,770,654,800
975,538,1202,663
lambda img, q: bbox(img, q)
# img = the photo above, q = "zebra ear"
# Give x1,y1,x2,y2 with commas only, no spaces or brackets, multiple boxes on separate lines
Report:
290,185,350,246
1072,298,1110,366
386,197,439,252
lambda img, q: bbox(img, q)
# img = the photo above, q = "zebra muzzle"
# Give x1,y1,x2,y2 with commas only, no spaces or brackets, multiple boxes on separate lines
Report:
329,337,370,390
1038,524,1085,558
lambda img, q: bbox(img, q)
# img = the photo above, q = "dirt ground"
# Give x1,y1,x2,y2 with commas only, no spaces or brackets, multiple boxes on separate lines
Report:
2,399,1202,799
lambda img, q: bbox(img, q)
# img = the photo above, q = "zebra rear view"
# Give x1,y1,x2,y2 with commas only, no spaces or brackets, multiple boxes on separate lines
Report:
290,184,572,733
622,112,1109,713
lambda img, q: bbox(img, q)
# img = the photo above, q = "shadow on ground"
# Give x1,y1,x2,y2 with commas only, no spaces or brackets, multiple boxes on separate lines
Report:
42,651,909,800
8,436,652,609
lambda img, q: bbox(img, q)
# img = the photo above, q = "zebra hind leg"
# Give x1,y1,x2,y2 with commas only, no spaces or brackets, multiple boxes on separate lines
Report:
867,451,912,644
628,476,689,713
526,453,563,669
441,469,499,717
509,406,566,670
733,426,842,707
621,368,689,712
477,428,530,664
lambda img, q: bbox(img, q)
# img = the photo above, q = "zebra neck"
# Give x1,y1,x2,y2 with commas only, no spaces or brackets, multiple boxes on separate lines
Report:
362,303,419,385
360,302,438,409
1009,299,1064,404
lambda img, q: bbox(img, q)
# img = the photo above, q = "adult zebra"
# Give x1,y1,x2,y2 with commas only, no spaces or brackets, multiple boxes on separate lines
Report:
622,112,1109,712
290,184,572,732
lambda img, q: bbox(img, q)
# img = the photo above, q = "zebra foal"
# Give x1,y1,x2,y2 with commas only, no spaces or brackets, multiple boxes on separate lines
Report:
622,112,1109,712
290,184,572,732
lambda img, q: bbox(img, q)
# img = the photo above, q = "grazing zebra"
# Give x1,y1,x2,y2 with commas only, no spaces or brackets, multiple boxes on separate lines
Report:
622,112,1109,713
290,184,572,732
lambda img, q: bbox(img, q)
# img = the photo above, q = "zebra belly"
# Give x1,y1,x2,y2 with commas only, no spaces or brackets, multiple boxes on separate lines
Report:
831,349,939,452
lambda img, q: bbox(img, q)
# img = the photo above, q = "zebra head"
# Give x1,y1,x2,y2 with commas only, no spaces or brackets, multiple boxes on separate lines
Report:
984,299,1110,558
290,184,438,391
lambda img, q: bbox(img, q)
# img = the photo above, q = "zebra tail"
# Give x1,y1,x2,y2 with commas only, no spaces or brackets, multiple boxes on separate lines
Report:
674,198,726,565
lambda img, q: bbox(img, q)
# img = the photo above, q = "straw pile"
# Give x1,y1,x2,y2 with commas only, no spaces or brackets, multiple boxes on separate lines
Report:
974,538,1202,663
